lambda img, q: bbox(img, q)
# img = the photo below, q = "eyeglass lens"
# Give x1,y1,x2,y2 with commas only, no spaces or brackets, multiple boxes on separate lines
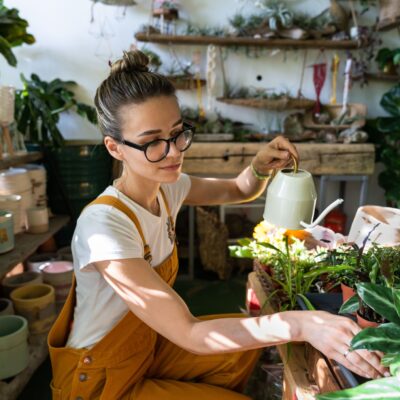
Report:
146,129,193,162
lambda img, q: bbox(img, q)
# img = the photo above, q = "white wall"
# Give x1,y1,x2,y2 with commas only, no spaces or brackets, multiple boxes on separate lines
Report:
1,0,397,227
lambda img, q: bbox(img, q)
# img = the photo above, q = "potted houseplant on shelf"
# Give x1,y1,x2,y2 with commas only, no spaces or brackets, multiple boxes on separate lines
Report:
0,1,35,67
366,83,400,208
14,73,112,221
317,282,400,400
375,47,400,75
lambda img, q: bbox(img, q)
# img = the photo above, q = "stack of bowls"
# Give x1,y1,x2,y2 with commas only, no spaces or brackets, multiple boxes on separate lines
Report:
1,271,43,298
40,261,74,303
0,168,33,230
21,164,47,207
0,194,22,234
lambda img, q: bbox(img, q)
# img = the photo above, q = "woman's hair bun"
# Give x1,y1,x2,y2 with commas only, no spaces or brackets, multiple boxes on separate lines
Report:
110,50,150,74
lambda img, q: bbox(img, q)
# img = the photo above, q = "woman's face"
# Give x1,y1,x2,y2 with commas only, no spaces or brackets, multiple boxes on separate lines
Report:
118,95,186,184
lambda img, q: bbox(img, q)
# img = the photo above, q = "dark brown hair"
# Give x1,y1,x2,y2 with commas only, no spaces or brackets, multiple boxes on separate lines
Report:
94,50,176,140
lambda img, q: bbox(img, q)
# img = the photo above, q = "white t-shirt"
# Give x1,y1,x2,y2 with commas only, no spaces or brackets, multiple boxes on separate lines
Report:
66,173,191,349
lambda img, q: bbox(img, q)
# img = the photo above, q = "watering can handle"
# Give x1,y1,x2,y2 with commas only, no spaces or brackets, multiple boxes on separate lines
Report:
300,198,344,229
290,153,298,173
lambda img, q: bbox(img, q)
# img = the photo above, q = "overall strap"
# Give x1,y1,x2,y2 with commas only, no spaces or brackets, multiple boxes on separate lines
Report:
88,196,152,263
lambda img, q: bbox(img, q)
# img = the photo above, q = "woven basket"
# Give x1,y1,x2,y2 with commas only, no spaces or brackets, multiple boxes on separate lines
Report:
167,76,206,90
378,0,400,30
303,103,367,130
196,207,231,280
217,96,315,111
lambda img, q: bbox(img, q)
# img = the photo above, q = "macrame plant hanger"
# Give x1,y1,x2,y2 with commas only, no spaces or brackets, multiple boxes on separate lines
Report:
311,49,327,115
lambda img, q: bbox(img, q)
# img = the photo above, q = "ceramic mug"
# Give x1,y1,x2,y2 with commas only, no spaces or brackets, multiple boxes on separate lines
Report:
27,206,49,234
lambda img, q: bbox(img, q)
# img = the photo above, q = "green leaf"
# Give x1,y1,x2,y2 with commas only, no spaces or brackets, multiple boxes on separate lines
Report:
393,288,400,320
339,295,359,314
297,294,315,310
351,323,400,353
380,84,400,117
382,353,400,367
316,377,400,399
303,265,353,280
228,246,254,259
356,283,400,324
0,35,17,66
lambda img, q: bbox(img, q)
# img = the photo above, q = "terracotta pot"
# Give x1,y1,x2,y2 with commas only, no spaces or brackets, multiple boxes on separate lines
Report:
341,283,356,303
356,311,380,329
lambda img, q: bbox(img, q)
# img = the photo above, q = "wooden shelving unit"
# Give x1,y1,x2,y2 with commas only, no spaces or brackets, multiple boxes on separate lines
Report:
0,152,42,170
353,73,400,83
0,215,70,279
135,33,362,49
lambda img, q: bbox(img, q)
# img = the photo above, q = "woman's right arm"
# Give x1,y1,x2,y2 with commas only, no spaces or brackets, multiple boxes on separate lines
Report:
94,258,388,379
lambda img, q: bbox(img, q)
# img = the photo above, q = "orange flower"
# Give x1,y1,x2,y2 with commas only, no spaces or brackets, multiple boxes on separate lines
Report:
284,229,311,244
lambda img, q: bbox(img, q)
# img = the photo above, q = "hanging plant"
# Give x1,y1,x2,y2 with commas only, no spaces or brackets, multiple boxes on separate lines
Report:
0,0,35,67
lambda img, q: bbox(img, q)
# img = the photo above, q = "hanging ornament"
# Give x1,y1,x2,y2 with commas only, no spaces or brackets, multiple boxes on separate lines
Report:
330,54,340,105
206,45,217,111
311,51,327,115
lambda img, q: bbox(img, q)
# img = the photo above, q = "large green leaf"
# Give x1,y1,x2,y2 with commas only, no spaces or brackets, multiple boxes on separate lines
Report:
356,283,400,324
303,265,353,280
339,295,359,314
380,84,400,117
393,288,400,320
377,117,400,134
316,377,400,399
351,323,400,353
0,35,16,66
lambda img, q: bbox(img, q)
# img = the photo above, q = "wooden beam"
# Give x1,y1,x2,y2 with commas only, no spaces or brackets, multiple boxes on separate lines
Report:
183,143,375,176
135,33,362,49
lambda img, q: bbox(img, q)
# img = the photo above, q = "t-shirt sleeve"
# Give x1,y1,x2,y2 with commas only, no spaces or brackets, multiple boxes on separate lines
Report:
73,205,143,271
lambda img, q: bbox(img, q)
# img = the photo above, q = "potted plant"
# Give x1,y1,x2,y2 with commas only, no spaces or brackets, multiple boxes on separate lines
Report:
366,83,400,208
338,244,400,327
229,220,351,310
14,73,112,221
152,0,179,21
0,1,35,67
375,47,400,75
317,282,400,400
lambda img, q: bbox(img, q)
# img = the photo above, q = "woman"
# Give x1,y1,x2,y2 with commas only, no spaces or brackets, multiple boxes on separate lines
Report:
48,50,387,400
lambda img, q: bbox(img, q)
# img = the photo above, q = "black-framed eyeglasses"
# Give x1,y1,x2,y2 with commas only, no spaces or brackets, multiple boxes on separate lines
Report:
116,122,195,163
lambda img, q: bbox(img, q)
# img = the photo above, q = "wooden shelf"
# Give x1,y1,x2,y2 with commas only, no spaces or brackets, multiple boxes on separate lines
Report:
135,33,362,49
183,143,375,176
0,215,70,279
377,17,400,32
353,73,400,83
0,152,43,170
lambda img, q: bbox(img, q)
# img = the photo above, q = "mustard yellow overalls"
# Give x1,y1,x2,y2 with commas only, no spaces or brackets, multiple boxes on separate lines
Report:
48,191,260,399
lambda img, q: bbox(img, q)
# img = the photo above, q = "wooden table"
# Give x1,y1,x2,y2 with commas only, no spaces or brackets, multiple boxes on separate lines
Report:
247,271,353,400
183,143,375,176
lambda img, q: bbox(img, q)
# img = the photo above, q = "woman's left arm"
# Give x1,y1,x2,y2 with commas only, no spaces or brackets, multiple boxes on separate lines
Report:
184,136,299,206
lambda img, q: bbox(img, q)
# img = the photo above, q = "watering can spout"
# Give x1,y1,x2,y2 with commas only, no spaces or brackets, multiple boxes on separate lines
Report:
300,198,344,229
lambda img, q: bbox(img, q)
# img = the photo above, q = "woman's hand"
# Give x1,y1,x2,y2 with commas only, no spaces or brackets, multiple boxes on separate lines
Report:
252,136,299,175
299,311,389,379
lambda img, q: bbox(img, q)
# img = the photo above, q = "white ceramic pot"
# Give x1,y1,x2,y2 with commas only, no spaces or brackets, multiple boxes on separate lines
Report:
0,315,29,379
40,261,74,303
